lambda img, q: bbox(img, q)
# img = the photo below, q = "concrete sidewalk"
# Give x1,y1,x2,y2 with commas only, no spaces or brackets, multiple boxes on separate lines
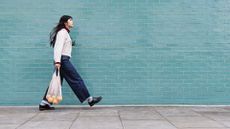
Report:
1,106,230,129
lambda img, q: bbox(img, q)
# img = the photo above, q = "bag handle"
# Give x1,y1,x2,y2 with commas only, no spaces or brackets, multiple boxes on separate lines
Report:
56,68,59,76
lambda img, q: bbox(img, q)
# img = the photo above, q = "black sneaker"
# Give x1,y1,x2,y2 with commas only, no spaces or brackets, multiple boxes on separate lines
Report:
39,104,55,111
88,96,103,107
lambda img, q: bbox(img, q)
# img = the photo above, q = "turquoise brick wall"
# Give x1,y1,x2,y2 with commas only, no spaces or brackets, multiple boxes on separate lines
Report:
1,0,230,105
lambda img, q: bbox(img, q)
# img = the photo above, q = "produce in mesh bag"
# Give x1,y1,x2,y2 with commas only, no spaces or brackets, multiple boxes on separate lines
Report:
46,68,62,104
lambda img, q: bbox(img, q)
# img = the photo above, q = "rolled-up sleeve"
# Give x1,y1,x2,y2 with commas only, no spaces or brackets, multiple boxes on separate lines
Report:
54,30,66,63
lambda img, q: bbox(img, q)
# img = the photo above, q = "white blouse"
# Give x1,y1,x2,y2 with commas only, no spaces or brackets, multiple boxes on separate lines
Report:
54,28,72,63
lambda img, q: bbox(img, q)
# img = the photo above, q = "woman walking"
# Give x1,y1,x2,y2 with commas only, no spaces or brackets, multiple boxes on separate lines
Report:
39,15,102,111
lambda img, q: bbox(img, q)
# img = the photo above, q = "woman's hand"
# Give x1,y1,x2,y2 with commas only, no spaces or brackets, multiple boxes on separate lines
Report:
54,62,61,70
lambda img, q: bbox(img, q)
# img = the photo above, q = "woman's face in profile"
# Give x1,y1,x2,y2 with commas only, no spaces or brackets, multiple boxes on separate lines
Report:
66,18,74,28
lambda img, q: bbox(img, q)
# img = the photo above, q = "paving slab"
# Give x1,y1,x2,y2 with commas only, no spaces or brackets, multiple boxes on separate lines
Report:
0,106,229,129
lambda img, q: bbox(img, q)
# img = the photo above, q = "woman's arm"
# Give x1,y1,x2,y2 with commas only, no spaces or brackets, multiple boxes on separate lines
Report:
54,30,66,64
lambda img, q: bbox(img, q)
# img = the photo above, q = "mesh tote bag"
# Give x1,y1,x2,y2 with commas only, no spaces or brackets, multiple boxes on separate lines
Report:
46,68,62,104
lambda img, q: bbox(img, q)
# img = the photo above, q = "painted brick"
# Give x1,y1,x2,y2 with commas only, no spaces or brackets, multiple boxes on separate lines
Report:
0,0,230,105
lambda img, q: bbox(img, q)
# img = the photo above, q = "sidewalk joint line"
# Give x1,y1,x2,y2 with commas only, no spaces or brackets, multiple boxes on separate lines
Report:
154,108,179,129
15,111,40,129
118,111,125,129
69,112,80,129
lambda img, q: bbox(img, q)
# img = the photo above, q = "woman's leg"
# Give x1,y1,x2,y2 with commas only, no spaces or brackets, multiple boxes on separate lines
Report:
60,58,90,103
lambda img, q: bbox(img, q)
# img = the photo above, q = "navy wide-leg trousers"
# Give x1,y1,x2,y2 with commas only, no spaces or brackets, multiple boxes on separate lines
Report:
43,55,90,103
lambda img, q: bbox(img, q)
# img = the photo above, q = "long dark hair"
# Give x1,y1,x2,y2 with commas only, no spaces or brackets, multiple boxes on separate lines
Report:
50,15,72,47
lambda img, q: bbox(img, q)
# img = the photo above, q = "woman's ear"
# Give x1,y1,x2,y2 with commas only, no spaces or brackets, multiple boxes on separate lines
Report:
64,22,68,27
